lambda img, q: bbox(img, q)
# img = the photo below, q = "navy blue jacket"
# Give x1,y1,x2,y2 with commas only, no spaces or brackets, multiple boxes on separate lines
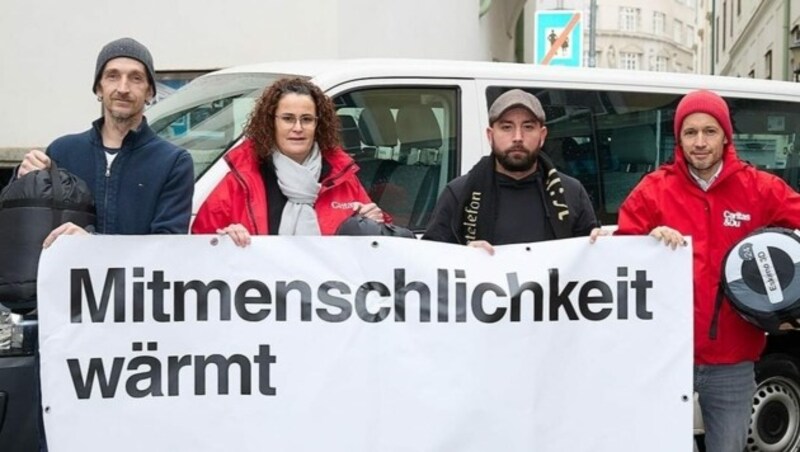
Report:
47,117,194,234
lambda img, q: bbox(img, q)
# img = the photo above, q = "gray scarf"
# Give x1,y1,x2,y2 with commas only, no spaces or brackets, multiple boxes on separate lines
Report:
271,143,322,235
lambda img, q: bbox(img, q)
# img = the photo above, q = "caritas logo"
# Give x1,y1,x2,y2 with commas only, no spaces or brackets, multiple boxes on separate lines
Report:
723,210,751,228
331,201,357,210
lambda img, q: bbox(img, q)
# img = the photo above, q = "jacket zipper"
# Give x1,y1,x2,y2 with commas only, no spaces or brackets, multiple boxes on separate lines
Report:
229,162,260,235
319,161,355,195
103,159,112,232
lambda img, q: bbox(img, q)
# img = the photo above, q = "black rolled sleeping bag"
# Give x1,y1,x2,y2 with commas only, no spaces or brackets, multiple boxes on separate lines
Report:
722,227,800,333
0,161,95,306
336,214,416,238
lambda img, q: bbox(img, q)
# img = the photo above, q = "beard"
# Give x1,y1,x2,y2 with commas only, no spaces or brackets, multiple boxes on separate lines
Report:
109,110,135,122
105,96,142,124
492,144,538,173
687,157,716,172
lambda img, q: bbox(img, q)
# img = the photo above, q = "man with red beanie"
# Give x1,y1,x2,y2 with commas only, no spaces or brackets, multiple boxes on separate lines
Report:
594,90,800,451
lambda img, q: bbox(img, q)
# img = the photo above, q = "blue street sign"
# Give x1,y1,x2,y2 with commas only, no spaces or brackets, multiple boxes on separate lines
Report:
535,10,583,67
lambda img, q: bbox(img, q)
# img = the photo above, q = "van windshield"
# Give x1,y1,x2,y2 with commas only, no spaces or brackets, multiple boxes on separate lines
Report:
147,73,285,180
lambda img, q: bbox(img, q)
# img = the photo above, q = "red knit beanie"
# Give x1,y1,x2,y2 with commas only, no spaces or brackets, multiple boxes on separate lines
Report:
673,90,733,144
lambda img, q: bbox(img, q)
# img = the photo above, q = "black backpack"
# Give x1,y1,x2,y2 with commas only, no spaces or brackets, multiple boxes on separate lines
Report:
0,161,95,308
719,227,800,334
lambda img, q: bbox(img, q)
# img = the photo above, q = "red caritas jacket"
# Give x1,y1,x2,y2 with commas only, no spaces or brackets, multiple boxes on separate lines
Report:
192,139,376,235
616,144,800,365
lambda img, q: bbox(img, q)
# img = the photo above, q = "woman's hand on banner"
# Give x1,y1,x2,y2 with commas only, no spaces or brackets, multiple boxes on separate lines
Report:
217,223,252,247
354,202,384,223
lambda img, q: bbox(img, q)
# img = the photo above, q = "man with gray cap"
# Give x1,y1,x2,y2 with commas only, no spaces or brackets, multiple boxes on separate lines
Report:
422,89,597,252
17,37,193,244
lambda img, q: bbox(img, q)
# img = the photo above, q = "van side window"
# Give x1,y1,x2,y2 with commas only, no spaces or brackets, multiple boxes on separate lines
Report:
487,87,800,225
149,73,278,180
334,87,458,232
726,98,800,190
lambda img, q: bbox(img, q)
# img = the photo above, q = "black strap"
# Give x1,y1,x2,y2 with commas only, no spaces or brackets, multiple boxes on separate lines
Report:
459,156,495,243
48,160,64,230
0,198,95,212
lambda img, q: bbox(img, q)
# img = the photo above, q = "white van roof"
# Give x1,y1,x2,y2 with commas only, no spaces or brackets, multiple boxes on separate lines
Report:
209,58,800,101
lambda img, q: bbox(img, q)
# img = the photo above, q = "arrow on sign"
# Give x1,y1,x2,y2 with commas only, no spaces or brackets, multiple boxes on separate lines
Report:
541,12,581,65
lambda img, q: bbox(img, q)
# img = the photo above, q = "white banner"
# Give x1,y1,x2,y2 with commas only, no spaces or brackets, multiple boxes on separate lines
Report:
38,235,693,451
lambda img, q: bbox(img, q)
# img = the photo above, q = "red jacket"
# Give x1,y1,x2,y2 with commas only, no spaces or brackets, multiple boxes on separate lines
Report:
616,143,800,365
192,139,376,235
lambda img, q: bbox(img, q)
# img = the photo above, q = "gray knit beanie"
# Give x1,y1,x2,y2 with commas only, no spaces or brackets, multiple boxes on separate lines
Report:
93,37,156,96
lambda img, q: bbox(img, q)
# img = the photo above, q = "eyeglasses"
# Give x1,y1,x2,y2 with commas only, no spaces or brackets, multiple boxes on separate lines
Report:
276,114,318,129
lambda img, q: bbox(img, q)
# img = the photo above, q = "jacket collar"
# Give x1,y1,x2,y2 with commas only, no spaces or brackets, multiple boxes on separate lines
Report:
225,139,356,180
224,138,260,173
90,116,156,148
670,140,744,188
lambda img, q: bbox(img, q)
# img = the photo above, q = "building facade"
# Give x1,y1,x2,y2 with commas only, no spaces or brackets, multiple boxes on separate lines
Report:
708,0,800,81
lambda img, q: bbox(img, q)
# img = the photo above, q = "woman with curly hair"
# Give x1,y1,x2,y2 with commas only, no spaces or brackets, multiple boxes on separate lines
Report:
192,77,385,246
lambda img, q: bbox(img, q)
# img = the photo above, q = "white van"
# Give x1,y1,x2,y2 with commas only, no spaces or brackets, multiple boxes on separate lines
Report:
145,59,800,451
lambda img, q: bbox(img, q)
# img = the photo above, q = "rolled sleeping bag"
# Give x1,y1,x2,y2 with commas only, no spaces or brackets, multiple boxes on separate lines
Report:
335,214,416,239
722,227,800,333
0,161,95,306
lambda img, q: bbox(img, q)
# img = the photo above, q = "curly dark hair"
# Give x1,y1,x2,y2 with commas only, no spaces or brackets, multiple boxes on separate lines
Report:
244,77,341,160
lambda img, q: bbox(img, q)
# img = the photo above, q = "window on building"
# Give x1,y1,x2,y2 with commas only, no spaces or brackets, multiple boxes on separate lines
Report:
686,0,696,7
653,12,666,35
765,50,773,80
619,7,640,31
686,25,695,47
723,1,727,50
620,52,640,70
655,56,669,71
673,19,683,43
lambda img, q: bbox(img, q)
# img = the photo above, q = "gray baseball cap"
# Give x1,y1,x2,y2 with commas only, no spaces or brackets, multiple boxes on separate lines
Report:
488,89,546,125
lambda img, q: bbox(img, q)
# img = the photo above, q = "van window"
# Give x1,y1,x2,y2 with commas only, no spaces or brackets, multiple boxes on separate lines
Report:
148,73,281,179
726,98,799,189
487,87,800,225
333,87,458,232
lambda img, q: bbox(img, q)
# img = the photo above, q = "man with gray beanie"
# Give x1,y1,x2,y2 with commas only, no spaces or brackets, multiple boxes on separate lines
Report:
16,37,193,245
422,89,598,253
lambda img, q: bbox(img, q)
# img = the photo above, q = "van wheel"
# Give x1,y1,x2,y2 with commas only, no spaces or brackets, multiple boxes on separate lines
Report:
747,358,800,451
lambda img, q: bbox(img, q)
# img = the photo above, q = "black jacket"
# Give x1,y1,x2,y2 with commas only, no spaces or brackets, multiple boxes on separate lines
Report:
422,167,598,244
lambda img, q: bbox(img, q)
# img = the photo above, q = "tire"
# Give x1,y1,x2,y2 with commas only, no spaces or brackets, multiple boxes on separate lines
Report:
747,357,800,452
